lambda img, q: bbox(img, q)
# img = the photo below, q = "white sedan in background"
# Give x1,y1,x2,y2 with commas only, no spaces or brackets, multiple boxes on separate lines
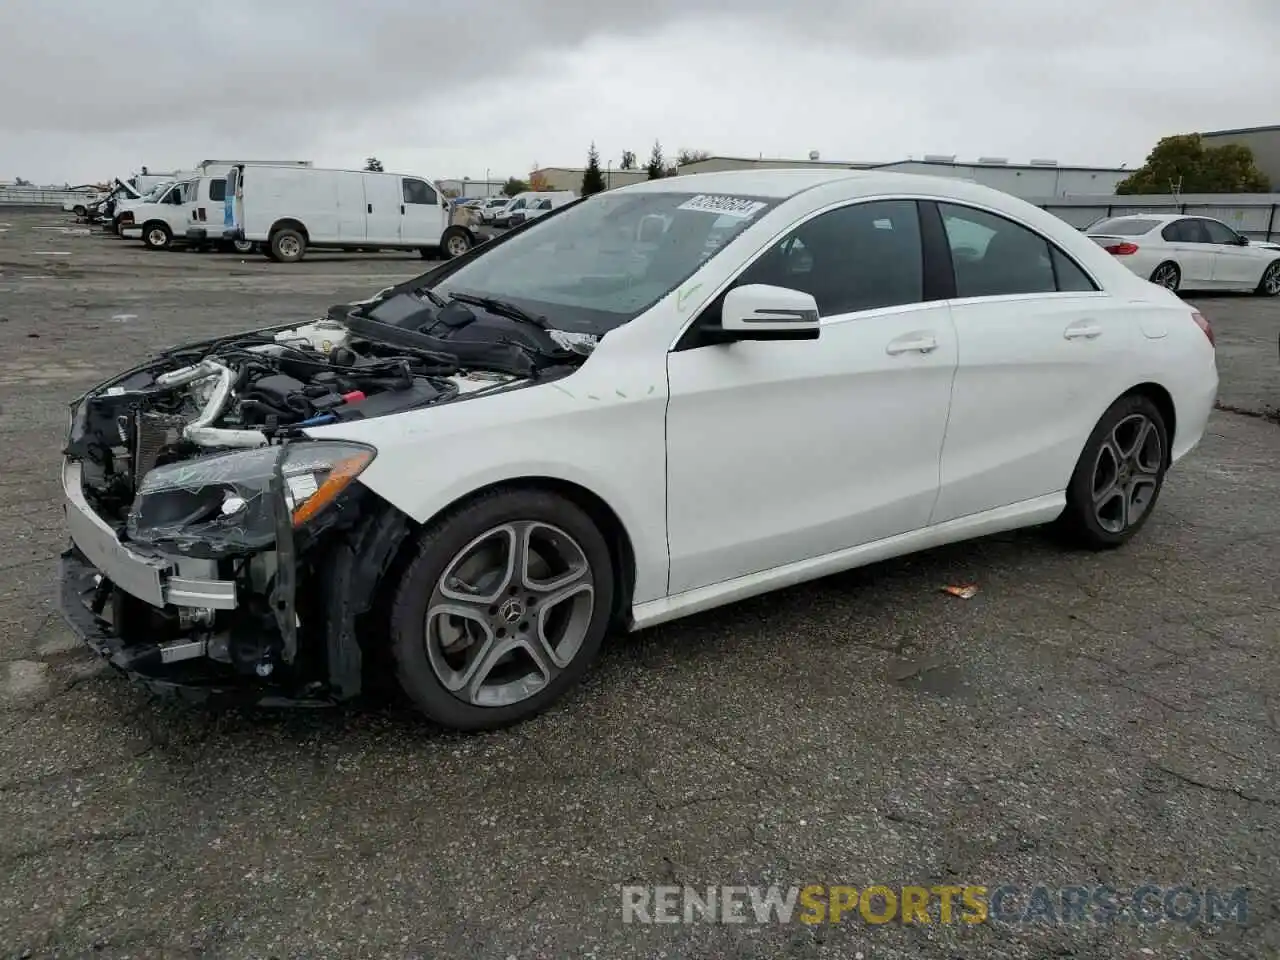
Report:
62,170,1219,729
1086,213,1280,296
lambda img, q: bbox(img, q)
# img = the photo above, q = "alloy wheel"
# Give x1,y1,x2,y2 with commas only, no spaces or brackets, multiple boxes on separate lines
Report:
424,521,595,707
1152,263,1179,290
1263,263,1280,296
447,235,469,257
1091,413,1163,534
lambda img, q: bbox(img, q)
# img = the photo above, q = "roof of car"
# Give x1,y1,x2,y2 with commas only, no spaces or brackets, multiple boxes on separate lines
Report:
613,168,1020,203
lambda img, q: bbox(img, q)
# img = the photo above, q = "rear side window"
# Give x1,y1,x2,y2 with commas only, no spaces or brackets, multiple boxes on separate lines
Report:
1090,218,1159,236
940,204,1056,297
209,179,226,202
402,178,438,205
1050,248,1097,292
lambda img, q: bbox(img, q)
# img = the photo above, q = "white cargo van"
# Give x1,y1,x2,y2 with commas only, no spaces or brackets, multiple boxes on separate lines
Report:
491,191,576,228
120,179,198,249
223,164,475,262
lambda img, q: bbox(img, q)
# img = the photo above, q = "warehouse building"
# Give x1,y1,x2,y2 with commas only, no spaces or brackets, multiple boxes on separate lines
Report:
1199,124,1280,188
676,154,1129,198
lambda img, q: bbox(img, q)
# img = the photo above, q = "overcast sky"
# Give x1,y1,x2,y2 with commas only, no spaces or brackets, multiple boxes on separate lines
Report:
2,0,1276,185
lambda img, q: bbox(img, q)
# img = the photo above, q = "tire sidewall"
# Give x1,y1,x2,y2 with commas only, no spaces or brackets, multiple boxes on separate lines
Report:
390,489,615,730
1259,261,1280,296
143,223,171,250
1151,262,1180,291
1064,394,1169,547
271,229,304,262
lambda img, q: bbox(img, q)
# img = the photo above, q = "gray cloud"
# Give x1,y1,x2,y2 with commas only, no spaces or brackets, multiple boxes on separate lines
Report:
2,0,1277,182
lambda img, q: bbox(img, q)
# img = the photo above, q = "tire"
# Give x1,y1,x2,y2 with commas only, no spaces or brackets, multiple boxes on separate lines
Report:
269,227,305,263
1057,393,1169,550
141,222,173,250
389,488,614,731
231,239,255,254
440,226,472,260
1256,260,1280,297
73,205,86,217
1149,261,1180,292
419,247,439,260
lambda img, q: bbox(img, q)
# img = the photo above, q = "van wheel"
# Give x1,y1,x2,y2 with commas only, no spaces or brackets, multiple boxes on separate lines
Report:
73,205,86,217
441,227,472,260
269,228,306,263
142,222,173,250
232,239,255,254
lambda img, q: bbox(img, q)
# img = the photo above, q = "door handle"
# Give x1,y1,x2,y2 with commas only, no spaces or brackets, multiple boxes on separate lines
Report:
1064,322,1102,340
367,203,372,214
400,204,406,215
886,334,938,356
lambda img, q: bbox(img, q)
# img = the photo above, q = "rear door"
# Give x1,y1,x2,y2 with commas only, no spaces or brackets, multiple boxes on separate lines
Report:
932,201,1135,523
362,173,402,244
400,177,444,246
1161,218,1215,286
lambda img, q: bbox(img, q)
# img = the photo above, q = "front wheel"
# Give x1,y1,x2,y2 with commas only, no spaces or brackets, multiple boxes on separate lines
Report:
440,226,472,260
142,222,173,250
389,488,614,730
1256,261,1280,297
1057,394,1169,550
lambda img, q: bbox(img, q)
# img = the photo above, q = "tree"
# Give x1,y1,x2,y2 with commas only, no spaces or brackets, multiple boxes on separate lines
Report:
503,176,530,197
675,148,711,167
581,142,606,195
364,157,384,172
645,140,666,180
1115,134,1269,195
13,176,30,186
620,150,637,170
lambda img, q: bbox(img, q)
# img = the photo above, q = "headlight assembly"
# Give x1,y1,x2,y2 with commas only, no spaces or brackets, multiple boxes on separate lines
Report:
126,441,375,556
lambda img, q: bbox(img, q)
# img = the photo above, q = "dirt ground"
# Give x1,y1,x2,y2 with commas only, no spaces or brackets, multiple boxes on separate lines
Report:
1,207,1278,959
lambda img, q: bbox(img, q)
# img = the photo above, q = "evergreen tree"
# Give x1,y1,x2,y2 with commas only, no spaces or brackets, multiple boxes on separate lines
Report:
645,140,665,180
581,143,606,195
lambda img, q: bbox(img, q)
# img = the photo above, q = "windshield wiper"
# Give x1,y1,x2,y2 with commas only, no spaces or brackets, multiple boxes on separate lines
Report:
417,287,449,309
448,292,549,330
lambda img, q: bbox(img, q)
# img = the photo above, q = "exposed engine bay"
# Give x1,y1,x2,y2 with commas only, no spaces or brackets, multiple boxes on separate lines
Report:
60,288,597,702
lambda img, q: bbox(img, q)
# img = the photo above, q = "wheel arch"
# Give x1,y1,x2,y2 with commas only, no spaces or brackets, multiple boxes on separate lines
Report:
269,218,309,242
1118,381,1177,460
396,476,639,632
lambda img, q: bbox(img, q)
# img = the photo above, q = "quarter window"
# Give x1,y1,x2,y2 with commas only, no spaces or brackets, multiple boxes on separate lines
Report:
735,200,924,316
1050,248,1097,292
402,178,438,205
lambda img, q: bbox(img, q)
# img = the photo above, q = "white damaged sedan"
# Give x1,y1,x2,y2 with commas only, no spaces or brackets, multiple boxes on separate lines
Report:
61,170,1219,730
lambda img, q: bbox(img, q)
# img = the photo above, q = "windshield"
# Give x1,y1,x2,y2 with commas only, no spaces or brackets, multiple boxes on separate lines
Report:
140,183,171,202
431,190,779,333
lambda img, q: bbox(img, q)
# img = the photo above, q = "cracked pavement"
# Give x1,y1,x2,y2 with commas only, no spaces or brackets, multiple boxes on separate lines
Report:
0,208,1278,959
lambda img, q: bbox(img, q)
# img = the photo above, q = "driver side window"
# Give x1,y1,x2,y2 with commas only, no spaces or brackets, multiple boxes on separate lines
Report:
1200,219,1239,245
735,200,924,316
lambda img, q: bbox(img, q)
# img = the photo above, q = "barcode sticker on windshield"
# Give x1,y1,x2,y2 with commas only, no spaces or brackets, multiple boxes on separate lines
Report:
677,195,767,219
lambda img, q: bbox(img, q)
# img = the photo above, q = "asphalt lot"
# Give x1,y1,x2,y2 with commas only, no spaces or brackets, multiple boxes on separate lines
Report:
0,207,1278,959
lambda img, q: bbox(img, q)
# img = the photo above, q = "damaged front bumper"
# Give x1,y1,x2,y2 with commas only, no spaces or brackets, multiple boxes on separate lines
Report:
58,446,410,707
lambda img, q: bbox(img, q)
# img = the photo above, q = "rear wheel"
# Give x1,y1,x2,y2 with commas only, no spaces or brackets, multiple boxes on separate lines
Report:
72,204,86,217
1256,261,1280,297
269,228,305,262
1150,261,1180,291
142,222,173,250
1057,394,1169,549
389,488,614,730
231,238,255,254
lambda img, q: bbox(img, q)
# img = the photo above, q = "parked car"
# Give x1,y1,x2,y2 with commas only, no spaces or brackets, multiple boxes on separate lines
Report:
476,196,515,224
1086,214,1280,296
507,191,578,226
59,170,1217,730
221,164,474,262
63,190,105,216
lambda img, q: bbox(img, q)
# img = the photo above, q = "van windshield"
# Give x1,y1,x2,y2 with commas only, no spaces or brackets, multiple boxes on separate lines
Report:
429,190,779,334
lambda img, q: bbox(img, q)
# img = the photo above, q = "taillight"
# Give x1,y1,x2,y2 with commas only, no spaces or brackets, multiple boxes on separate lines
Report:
1105,241,1139,255
1191,310,1214,348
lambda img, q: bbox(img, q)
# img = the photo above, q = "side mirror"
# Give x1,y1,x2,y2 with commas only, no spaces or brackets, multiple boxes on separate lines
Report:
717,284,820,341
1236,235,1250,246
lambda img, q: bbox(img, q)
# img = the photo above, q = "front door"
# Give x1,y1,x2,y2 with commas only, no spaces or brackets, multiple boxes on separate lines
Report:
400,177,444,246
1201,217,1260,287
664,199,957,595
931,201,1135,523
